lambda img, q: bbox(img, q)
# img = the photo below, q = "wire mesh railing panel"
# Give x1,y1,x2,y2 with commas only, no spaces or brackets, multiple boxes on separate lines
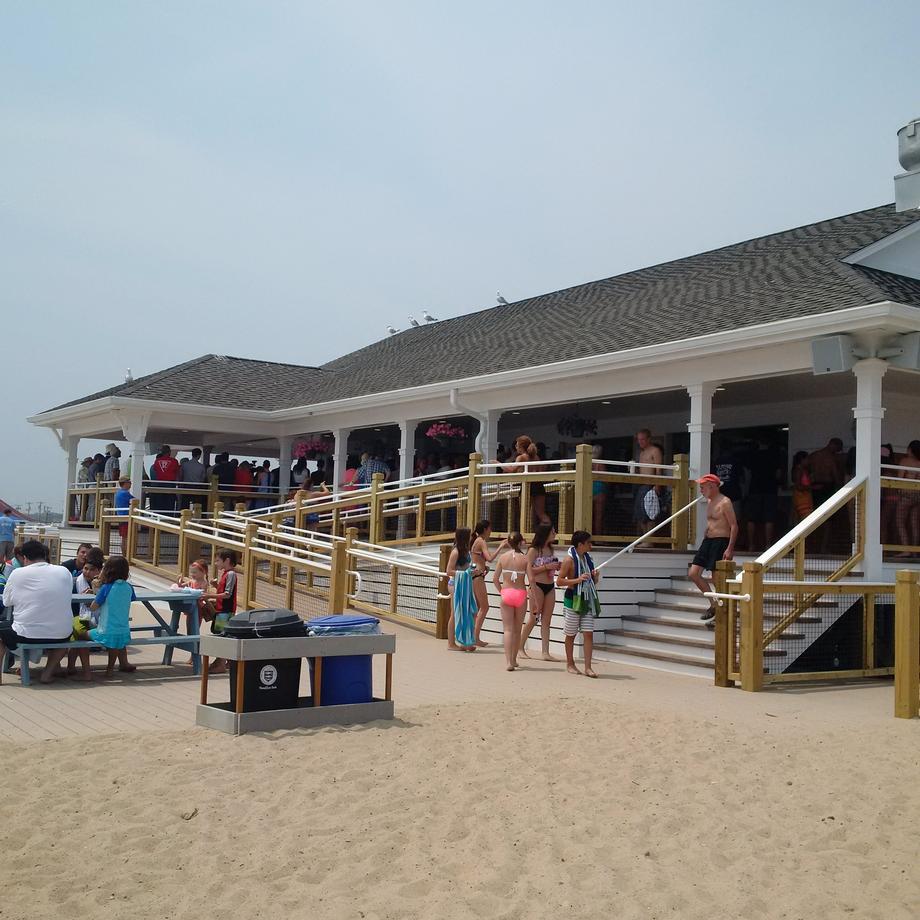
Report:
881,479,920,559
760,484,864,583
762,587,895,679
347,554,440,631
593,477,676,545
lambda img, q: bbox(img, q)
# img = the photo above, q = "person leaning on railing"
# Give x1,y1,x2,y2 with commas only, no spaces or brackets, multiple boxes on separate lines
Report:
895,441,920,558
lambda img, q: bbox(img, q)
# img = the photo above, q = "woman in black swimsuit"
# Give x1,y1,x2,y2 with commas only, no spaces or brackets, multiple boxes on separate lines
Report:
519,523,560,660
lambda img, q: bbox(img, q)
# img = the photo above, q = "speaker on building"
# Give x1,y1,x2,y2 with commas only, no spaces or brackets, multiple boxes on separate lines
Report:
811,335,857,375
886,332,920,371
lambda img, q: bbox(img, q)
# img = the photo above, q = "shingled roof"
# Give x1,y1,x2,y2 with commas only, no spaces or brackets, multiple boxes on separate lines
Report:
44,204,920,415
49,355,327,412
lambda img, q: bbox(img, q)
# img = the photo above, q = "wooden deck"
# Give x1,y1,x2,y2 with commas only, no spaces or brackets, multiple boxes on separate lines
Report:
0,566,907,742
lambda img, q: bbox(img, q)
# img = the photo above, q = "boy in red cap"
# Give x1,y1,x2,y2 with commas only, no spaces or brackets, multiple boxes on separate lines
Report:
690,473,738,620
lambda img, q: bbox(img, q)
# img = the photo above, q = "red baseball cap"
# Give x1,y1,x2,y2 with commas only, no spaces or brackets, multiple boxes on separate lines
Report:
697,473,721,486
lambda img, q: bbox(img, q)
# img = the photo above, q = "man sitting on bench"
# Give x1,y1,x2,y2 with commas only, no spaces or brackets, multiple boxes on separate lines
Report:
0,540,75,684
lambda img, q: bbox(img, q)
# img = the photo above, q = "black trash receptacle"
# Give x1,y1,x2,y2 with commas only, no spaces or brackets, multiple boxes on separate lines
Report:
224,609,306,712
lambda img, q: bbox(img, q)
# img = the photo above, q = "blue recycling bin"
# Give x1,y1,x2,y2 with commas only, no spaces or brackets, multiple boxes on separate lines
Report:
306,614,380,706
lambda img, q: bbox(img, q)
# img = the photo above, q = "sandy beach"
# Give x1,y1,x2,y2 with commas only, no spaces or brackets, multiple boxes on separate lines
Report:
2,677,918,920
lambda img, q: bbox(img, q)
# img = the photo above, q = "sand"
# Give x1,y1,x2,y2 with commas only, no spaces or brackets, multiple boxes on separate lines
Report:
1,693,919,920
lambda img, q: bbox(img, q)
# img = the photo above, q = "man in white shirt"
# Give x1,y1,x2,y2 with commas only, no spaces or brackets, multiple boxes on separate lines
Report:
1,540,75,684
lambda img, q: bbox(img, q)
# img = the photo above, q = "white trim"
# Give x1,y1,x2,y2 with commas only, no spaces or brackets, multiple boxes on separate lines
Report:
841,220,920,265
27,301,920,431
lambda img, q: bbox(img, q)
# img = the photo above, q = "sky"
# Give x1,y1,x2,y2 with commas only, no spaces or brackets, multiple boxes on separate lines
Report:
2,0,918,513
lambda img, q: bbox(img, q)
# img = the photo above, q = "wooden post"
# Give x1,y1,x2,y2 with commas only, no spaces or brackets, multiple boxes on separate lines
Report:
864,591,876,671
519,463,532,536
126,499,139,560
672,454,690,551
573,443,593,535
313,656,323,706
467,452,482,530
190,502,202,519
213,500,225,520
241,522,259,610
344,527,358,599
416,492,427,540
199,657,210,705
234,660,245,714
152,525,162,568
739,562,764,691
294,489,306,532
385,653,393,701
99,500,111,554
894,569,919,719
176,509,191,576
436,542,451,640
208,476,219,513
713,559,736,688
389,565,399,613
328,537,348,613
269,519,280,586
368,473,384,544
234,502,246,514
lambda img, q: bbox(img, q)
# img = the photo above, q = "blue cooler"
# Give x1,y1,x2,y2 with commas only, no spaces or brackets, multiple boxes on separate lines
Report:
306,614,380,706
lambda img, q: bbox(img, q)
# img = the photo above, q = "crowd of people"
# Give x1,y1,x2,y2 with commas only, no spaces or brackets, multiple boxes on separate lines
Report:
0,539,241,684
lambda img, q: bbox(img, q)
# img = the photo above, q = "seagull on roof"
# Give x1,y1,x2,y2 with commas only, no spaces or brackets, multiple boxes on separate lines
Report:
408,316,421,327
422,310,438,323
387,325,399,335
496,292,509,305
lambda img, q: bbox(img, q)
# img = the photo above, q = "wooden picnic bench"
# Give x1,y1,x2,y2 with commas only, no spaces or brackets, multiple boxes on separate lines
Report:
1,589,203,687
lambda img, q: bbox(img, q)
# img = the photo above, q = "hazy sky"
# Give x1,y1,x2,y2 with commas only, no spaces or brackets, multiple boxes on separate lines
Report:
2,1,918,512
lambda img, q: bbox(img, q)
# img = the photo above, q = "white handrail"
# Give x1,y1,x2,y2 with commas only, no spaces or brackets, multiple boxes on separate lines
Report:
595,496,705,572
755,478,865,568
881,462,920,474
704,590,750,606
347,546,444,578
595,459,680,472
479,458,576,470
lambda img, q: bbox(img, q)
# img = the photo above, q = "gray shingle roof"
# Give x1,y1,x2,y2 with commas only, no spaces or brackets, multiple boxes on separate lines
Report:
49,355,327,412
44,204,920,416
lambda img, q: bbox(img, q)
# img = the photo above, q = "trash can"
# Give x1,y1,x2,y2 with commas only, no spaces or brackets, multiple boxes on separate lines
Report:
306,614,380,706
224,609,307,712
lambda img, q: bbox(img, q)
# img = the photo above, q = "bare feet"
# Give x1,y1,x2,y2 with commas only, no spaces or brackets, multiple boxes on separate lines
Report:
119,663,137,673
584,667,598,679
542,653,561,662
506,665,516,671
567,663,582,675
447,643,462,652
210,661,228,675
476,639,489,648
462,646,477,652
519,647,531,659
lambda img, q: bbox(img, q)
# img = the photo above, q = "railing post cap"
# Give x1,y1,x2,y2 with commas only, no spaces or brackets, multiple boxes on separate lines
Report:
469,452,481,462
742,561,763,572
575,443,593,454
896,569,919,583
371,472,385,483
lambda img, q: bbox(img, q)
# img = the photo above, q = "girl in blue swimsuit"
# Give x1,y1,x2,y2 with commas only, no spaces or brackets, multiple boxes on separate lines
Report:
89,556,137,679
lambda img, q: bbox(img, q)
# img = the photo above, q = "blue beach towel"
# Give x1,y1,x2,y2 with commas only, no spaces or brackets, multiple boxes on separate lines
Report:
452,568,477,647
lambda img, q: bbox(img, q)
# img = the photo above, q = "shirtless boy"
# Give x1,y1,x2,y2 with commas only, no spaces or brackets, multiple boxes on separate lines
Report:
689,473,738,620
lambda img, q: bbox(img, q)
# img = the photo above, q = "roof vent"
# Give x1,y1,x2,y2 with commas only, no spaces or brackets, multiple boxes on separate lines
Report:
895,118,920,211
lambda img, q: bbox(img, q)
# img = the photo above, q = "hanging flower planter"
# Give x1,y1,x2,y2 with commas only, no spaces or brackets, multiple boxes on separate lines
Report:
293,437,334,459
426,422,467,449
556,412,598,439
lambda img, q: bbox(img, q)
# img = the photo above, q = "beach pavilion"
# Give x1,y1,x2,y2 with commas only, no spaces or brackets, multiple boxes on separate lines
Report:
30,203,920,577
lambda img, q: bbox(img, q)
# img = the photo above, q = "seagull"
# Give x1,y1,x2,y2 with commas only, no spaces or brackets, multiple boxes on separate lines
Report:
422,310,438,323
408,316,421,327
387,325,399,335
496,292,509,305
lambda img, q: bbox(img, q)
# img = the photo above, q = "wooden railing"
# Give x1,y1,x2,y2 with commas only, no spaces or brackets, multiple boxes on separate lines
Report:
714,480,874,690
881,471,920,558
100,505,445,634
235,445,692,550
67,477,284,526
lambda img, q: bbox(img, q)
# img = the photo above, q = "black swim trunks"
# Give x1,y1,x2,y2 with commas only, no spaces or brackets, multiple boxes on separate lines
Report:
691,537,730,572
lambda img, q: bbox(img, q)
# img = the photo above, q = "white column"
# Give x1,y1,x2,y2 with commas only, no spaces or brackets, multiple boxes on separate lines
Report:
332,428,352,494
116,411,150,504
278,435,292,495
63,434,78,519
476,409,502,462
398,420,418,483
129,442,146,501
853,358,887,580
686,382,718,539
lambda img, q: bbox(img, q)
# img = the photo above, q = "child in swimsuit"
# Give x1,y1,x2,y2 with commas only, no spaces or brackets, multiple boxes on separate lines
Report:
446,528,477,652
89,555,137,679
520,523,560,661
492,531,530,671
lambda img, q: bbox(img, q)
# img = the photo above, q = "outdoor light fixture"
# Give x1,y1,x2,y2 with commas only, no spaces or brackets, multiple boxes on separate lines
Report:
601,400,611,405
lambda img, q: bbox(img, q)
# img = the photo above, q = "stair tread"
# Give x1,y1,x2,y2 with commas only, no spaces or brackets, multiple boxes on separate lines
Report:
609,628,714,650
595,644,715,669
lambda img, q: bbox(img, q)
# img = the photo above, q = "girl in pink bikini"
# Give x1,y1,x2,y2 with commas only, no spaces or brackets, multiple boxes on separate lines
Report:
492,531,531,671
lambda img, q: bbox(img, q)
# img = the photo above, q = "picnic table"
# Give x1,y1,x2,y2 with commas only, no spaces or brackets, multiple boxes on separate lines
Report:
2,589,203,687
